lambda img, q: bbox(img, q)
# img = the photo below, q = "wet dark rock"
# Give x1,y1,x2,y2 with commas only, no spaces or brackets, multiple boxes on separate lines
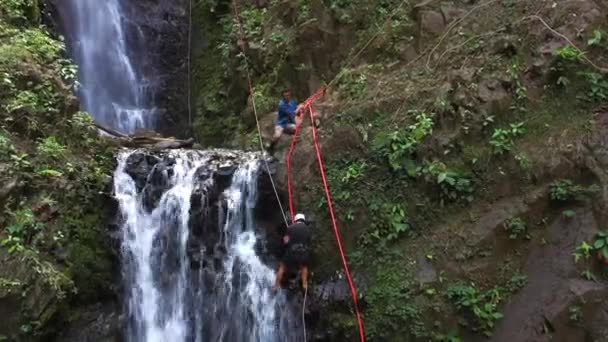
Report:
141,162,171,211
414,253,438,285
214,162,237,187
55,303,122,342
125,153,160,191
309,274,369,311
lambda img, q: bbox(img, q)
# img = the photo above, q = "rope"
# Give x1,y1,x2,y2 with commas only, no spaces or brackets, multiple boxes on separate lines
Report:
231,0,289,227
231,2,365,340
286,87,327,222
286,114,304,223
306,104,366,342
187,0,193,132
302,286,308,342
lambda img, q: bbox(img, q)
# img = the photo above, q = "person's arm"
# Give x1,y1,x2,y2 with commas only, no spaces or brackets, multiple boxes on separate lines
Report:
277,102,287,121
287,102,299,123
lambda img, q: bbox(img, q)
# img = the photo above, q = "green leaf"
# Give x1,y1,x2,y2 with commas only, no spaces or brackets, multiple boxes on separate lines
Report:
598,231,608,238
562,209,576,218
37,169,63,177
594,239,606,249
588,30,603,46
602,246,608,259
437,173,447,184
393,222,408,233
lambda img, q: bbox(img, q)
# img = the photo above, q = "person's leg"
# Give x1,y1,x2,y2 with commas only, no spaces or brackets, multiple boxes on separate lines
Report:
272,125,284,142
283,123,297,135
267,126,284,153
274,262,286,290
300,265,309,290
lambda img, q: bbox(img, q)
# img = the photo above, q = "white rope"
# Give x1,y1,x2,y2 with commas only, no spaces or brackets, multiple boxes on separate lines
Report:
187,0,193,132
302,286,308,341
231,0,289,227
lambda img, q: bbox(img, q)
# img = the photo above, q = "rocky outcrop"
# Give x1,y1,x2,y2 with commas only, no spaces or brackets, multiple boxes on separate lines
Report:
120,0,190,137
55,304,123,342
0,249,75,338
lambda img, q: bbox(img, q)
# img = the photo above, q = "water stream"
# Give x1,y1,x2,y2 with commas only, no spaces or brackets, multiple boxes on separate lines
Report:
58,0,302,339
57,0,157,133
113,150,300,342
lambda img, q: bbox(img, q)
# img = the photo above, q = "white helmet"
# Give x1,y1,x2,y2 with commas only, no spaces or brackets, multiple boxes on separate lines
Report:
294,213,306,223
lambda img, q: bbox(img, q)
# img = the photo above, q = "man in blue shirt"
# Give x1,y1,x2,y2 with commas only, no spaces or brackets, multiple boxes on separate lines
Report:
267,89,301,154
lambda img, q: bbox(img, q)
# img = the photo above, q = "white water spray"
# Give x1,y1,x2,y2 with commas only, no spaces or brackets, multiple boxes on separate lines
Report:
114,150,300,342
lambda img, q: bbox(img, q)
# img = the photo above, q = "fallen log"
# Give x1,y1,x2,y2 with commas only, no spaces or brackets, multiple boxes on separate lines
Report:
95,122,195,150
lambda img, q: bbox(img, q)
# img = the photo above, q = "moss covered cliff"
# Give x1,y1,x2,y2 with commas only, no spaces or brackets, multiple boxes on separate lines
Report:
191,0,608,340
0,0,117,340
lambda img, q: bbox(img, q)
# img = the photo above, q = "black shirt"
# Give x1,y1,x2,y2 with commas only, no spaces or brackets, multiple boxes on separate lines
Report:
286,221,311,247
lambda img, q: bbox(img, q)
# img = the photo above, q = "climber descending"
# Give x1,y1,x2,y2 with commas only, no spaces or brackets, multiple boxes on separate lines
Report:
274,213,311,291
266,89,302,154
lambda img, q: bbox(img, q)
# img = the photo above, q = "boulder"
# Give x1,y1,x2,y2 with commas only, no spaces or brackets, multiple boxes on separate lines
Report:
420,10,446,35
125,153,161,191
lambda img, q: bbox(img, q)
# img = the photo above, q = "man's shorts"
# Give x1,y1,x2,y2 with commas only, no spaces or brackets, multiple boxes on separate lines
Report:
283,243,310,268
274,123,296,136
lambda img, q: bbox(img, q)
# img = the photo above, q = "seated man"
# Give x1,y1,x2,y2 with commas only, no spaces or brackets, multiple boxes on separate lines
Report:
274,213,311,291
266,89,301,154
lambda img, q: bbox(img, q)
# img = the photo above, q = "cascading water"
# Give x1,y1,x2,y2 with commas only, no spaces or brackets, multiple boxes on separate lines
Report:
114,150,301,342
57,0,157,133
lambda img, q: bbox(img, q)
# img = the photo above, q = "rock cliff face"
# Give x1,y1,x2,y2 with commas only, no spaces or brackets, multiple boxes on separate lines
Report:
187,0,608,340
121,0,190,137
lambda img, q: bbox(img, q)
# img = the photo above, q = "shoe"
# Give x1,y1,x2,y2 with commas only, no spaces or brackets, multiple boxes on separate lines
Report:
265,141,276,155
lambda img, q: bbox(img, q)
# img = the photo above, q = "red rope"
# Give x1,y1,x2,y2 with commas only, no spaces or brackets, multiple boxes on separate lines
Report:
286,87,327,222
286,112,305,222
306,103,366,342
230,0,364,338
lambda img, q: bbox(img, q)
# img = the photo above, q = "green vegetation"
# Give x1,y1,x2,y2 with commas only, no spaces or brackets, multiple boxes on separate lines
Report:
569,305,583,323
574,241,593,263
549,179,599,202
593,231,608,260
578,71,608,103
360,256,429,340
0,1,115,339
489,122,525,155
587,30,603,47
447,282,503,337
554,45,585,62
372,112,434,172
367,202,409,242
504,217,527,240
419,161,474,204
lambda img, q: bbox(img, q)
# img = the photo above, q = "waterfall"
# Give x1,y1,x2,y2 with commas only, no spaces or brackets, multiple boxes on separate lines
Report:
113,150,301,342
57,0,157,133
